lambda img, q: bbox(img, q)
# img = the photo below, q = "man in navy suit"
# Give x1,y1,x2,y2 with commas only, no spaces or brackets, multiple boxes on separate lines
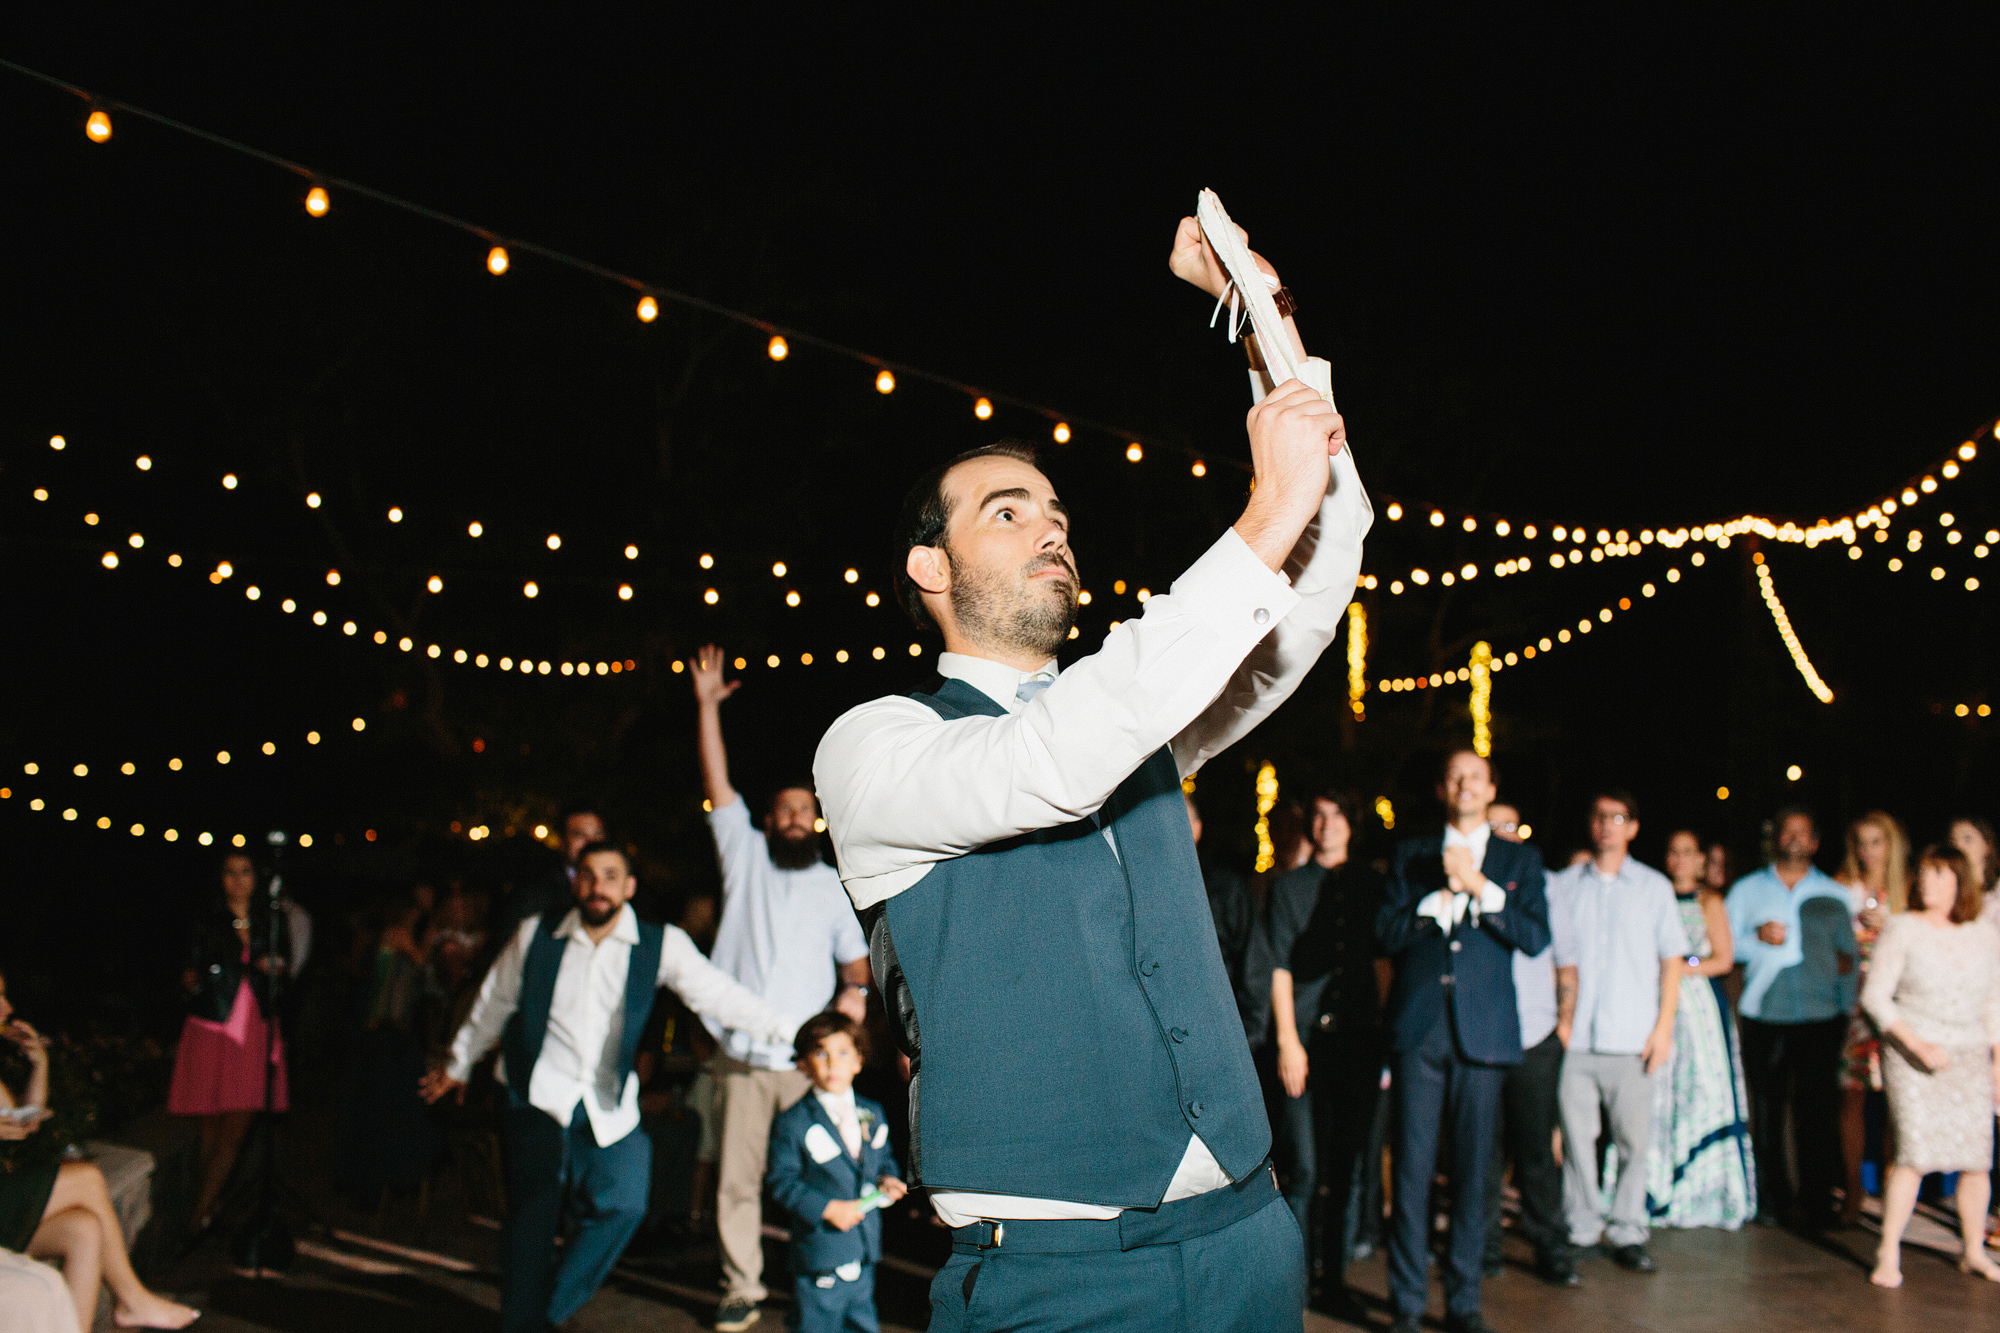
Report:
766,1013,906,1333
1376,750,1551,1333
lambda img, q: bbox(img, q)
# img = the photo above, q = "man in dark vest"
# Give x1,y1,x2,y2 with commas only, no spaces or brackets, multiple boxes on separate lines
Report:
422,843,803,1333
1376,750,1551,1333
813,214,1371,1331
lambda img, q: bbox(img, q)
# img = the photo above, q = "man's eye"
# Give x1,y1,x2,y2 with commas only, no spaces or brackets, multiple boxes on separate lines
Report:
995,509,1014,521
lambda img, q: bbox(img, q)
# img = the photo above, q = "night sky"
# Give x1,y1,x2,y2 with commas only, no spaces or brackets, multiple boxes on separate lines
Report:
4,11,1998,1025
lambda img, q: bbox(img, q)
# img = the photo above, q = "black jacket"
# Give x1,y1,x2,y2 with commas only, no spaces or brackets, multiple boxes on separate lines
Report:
185,897,292,1024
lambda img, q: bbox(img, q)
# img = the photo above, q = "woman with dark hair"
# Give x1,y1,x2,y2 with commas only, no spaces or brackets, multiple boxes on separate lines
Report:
1644,830,1755,1228
0,970,201,1328
167,851,292,1233
1833,811,1910,1225
1862,845,2000,1287
1950,816,2000,924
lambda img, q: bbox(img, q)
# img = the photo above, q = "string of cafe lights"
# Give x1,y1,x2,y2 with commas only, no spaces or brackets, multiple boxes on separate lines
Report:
0,780,318,850
1751,551,1834,704
1367,557,1710,696
0,59,1235,477
12,61,1999,541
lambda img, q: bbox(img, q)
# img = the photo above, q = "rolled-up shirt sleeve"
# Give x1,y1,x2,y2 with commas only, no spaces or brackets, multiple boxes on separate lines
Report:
658,924,801,1049
445,916,538,1082
816,454,1369,911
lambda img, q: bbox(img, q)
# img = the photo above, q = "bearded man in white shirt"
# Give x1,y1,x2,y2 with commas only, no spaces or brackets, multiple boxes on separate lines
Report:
422,843,803,1333
813,216,1370,1332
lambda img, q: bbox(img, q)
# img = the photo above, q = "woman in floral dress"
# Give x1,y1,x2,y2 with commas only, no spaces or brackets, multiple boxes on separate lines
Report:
1834,811,1908,1225
1644,830,1756,1228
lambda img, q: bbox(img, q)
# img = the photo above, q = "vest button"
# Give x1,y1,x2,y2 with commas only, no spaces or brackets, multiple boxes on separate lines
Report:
1139,959,1158,976
1170,1027,1187,1043
1450,940,1462,952
1318,1013,1333,1029
1188,1101,1204,1118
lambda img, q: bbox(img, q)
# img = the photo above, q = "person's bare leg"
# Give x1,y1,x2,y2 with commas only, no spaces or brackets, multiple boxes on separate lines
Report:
29,1205,102,1330
1872,1165,1920,1287
45,1161,199,1327
194,1110,255,1229
1838,1086,1866,1225
1957,1173,2000,1280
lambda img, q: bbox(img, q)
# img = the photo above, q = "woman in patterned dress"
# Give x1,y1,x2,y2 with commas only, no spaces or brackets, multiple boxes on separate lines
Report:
1863,845,2000,1287
1644,830,1756,1228
1834,812,1908,1225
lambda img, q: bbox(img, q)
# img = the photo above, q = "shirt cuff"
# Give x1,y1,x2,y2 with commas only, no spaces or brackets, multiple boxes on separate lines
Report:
1166,525,1304,643
1475,879,1507,918
1417,889,1459,931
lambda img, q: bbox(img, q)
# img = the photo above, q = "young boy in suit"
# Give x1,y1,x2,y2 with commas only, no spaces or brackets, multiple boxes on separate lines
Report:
765,1013,906,1333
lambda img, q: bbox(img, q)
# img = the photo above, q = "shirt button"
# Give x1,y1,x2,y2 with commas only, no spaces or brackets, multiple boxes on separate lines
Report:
1253,608,1270,625
1170,1027,1188,1043
1318,1013,1333,1029
1450,940,1462,953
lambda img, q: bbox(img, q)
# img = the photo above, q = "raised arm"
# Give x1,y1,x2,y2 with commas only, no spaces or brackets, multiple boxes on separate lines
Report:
691,644,741,812
659,925,800,1049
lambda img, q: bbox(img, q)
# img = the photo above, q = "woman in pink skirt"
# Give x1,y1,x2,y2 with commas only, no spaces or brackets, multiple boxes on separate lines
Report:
168,851,291,1232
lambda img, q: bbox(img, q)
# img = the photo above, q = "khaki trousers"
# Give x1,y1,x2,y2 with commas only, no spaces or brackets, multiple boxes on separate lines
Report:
716,1056,812,1301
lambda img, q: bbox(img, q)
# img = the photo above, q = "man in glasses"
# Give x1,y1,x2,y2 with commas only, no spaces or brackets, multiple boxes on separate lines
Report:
1550,790,1687,1274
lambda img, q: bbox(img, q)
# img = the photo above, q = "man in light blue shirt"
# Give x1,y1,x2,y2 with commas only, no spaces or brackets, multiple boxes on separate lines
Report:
1552,790,1687,1273
1725,806,1856,1232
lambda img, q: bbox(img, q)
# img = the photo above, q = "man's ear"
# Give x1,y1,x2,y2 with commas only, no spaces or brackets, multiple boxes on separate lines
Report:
906,545,949,596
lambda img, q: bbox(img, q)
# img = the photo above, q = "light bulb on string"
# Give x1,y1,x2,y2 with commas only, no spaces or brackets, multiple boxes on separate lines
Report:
768,335,788,360
1053,422,1071,443
1191,460,1207,477
875,368,896,394
1125,443,1144,463
974,397,994,420
636,294,658,322
305,185,329,216
86,107,112,142
487,246,510,275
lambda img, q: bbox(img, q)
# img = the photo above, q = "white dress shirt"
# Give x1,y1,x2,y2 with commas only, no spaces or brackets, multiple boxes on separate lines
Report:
705,798,870,1070
815,447,1370,1227
446,905,801,1147
815,1086,863,1158
1417,822,1510,929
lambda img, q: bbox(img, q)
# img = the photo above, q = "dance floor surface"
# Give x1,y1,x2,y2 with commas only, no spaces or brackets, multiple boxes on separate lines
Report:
149,1207,1996,1333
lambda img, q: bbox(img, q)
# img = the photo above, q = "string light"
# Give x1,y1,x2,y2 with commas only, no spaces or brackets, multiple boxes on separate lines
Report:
875,369,895,394
305,185,329,216
767,335,788,360
1253,761,1279,874
1126,443,1144,463
1346,603,1367,720
1053,423,1071,443
625,544,639,560
85,107,110,142
636,294,658,322
1191,460,1207,477
487,245,509,275
973,397,993,420
1469,641,1493,757
1753,553,1834,703
1374,796,1396,831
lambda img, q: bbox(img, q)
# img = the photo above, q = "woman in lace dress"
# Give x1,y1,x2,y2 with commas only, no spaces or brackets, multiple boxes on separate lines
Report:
1834,811,1909,1225
1862,846,2000,1287
1644,831,1756,1227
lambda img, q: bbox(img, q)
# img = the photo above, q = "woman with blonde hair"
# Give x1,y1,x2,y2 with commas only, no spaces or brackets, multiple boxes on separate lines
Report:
1834,811,1909,1225
1863,845,2000,1287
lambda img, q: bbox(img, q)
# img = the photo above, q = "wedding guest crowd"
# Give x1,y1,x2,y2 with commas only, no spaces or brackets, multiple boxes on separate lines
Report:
1197,753,2000,1324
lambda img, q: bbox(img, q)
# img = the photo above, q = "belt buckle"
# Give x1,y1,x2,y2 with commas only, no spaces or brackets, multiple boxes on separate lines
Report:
976,1221,1005,1250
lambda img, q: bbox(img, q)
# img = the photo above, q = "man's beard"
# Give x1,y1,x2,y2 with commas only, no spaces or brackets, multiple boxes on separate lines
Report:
947,545,1078,659
767,827,823,871
577,896,621,927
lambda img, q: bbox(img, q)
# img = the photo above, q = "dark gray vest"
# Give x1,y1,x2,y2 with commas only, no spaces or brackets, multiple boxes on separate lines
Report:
862,677,1268,1206
500,910,664,1110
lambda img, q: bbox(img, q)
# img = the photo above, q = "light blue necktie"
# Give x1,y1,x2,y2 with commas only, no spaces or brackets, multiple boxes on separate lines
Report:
1015,675,1054,704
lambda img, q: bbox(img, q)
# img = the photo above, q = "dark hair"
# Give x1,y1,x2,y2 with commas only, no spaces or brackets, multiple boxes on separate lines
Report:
574,840,631,873
558,803,603,832
1589,788,1640,822
1947,815,1999,890
792,1011,871,1065
767,783,820,816
1311,788,1361,828
1914,845,1985,923
1772,804,1818,838
892,440,1043,633
1438,749,1498,788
